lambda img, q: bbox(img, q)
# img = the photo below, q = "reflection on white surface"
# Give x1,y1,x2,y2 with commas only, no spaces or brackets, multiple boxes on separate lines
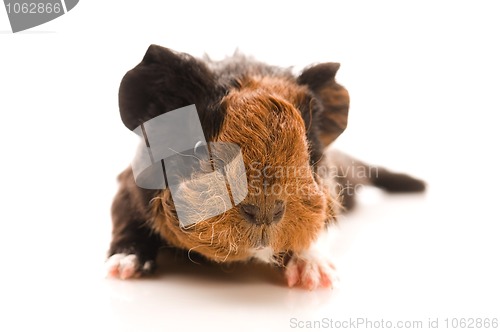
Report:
2,190,499,331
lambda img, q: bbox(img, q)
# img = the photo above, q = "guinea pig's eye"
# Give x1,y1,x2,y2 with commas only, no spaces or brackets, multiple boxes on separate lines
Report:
240,204,258,218
193,141,208,159
273,200,285,221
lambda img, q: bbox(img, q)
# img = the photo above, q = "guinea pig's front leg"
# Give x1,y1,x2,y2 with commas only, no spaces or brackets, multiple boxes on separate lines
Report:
284,247,338,290
106,176,163,279
106,218,163,279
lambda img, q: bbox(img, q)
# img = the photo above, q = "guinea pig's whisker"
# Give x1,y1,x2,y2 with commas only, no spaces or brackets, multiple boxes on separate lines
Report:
187,245,204,265
221,248,232,263
311,156,324,168
209,224,216,246
167,147,205,163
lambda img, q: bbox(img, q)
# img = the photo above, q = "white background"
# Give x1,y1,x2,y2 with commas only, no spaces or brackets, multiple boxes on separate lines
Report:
1,1,499,331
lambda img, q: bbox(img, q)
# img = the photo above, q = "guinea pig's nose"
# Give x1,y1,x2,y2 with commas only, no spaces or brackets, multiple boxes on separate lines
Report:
239,201,285,225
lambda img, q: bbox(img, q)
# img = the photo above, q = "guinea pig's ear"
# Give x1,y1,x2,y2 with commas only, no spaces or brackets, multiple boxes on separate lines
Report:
119,44,217,131
298,63,350,147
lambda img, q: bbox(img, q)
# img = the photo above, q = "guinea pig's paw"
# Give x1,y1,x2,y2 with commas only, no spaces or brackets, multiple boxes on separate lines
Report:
105,253,154,279
285,252,338,290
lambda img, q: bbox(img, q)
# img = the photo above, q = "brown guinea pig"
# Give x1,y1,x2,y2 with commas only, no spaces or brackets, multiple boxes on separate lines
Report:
106,45,425,290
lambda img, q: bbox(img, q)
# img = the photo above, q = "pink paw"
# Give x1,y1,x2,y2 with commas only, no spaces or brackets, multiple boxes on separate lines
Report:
105,254,153,279
285,253,338,290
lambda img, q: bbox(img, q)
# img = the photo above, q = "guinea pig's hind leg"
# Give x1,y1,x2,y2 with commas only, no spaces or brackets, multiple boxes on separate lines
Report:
284,248,338,290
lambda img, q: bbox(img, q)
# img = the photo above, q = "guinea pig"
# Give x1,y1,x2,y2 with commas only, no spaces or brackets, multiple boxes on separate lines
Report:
106,45,425,290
